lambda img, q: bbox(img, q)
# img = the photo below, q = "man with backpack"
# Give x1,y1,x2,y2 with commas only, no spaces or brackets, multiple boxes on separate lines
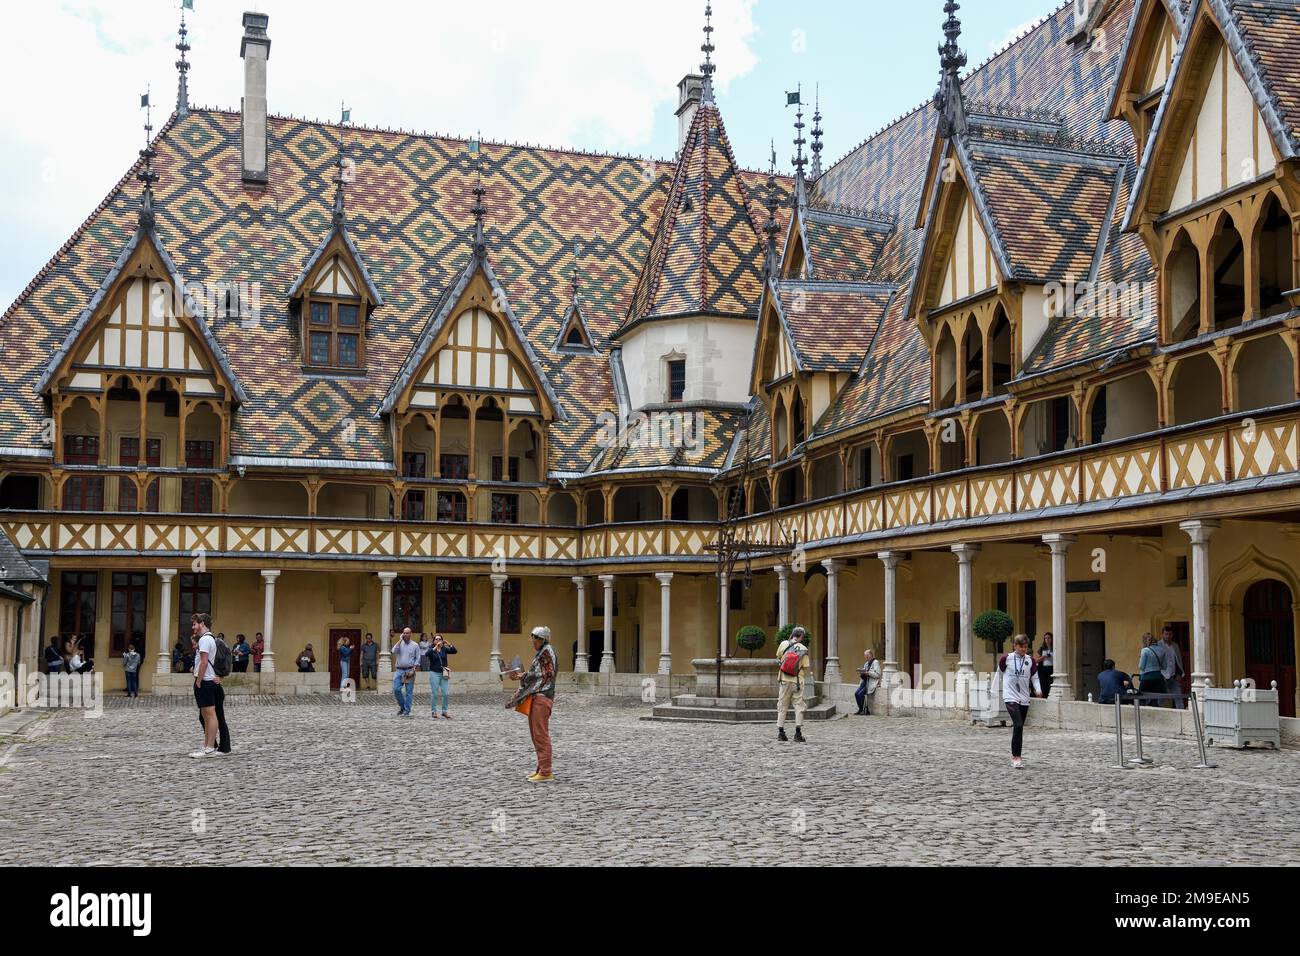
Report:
189,612,233,759
775,626,811,742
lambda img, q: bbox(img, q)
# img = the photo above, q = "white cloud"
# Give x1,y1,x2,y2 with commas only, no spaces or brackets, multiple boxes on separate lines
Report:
988,17,1044,55
0,0,759,307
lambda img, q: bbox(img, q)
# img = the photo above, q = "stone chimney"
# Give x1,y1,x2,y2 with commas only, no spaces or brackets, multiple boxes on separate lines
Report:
676,74,704,151
240,12,271,185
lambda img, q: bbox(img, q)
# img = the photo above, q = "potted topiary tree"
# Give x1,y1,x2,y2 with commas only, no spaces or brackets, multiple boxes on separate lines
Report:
736,625,767,658
973,609,1015,656
775,623,812,648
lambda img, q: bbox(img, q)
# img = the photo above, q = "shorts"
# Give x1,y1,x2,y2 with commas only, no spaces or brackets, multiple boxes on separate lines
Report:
194,680,221,709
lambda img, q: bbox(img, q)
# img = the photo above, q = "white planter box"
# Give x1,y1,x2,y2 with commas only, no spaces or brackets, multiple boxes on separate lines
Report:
970,674,1007,727
1203,682,1281,750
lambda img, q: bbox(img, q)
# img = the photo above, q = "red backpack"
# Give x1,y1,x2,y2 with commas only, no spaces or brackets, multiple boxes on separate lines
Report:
779,641,807,676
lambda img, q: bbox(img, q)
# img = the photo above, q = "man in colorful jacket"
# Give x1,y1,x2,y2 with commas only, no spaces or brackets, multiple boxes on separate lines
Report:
506,625,558,782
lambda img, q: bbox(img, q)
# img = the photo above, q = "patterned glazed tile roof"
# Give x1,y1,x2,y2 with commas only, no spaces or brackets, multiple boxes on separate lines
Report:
621,103,768,330
5,0,1295,475
587,404,745,474
0,108,783,475
774,281,895,373
816,291,930,436
810,0,1160,435
800,208,892,282
0,526,42,583
963,131,1125,283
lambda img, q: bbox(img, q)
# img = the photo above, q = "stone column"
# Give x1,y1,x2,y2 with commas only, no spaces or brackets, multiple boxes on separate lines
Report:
1180,519,1220,692
490,573,507,672
822,559,843,684
377,571,397,680
878,551,901,687
718,570,730,658
260,570,280,674
571,576,589,673
655,572,673,675
774,564,790,628
951,544,981,706
598,574,616,673
1043,533,1076,700
155,569,177,675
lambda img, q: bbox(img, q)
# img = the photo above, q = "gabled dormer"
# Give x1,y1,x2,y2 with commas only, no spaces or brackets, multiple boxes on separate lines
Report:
1126,0,1300,339
288,160,383,373
35,164,246,496
1109,0,1185,149
552,251,596,354
38,226,245,406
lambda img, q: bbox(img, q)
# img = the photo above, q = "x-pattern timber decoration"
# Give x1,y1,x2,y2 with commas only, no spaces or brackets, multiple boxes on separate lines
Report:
1016,461,1081,510
933,479,967,522
1082,446,1161,502
1165,434,1226,490
1233,421,1299,479
970,474,1013,517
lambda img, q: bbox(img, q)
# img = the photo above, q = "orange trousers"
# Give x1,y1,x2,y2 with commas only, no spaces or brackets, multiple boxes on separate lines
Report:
528,695,553,776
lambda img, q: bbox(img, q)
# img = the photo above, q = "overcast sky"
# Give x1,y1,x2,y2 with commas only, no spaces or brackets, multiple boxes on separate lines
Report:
0,0,1054,308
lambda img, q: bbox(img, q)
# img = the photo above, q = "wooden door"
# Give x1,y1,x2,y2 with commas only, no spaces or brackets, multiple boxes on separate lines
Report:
328,628,362,690
1243,580,1296,718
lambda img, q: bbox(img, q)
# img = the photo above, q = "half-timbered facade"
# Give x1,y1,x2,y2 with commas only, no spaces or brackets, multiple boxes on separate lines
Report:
1,1,1298,720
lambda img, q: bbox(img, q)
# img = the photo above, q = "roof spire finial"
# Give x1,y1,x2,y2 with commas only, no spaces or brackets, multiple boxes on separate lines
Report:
791,84,807,179
700,3,716,105
570,238,582,306
935,0,969,139
810,84,824,180
138,88,158,231
175,0,192,117
470,135,486,257
763,140,781,279
333,104,350,229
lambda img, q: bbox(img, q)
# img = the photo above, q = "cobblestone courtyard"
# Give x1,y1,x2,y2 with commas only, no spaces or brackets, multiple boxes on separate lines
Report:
2,694,1297,866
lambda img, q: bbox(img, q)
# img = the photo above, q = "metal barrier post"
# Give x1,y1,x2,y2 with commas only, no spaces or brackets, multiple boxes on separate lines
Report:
1188,689,1216,770
1112,692,1131,770
1128,694,1153,766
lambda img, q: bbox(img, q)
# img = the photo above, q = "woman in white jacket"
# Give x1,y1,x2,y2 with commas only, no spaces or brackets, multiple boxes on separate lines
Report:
998,634,1042,769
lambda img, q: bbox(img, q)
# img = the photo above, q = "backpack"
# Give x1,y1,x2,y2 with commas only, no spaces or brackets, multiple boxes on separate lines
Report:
779,641,807,677
212,635,234,678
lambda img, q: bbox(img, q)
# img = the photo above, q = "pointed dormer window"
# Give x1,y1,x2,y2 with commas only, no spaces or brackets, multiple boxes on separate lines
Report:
303,253,366,370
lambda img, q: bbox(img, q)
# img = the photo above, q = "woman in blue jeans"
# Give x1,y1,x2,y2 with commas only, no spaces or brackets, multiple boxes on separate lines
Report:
425,634,458,718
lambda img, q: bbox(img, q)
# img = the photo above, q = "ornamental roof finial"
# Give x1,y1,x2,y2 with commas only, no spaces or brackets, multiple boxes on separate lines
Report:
470,135,486,257
935,0,969,139
175,1,192,117
138,89,159,231
810,84,824,180
700,3,716,105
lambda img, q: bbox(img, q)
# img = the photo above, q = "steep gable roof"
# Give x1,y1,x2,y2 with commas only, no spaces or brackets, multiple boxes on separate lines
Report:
800,205,893,282
774,280,894,373
380,248,565,420
34,217,248,403
619,102,766,333
1126,0,1298,228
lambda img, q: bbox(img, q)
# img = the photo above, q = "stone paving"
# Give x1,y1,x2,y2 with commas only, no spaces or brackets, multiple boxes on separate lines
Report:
1,693,1298,866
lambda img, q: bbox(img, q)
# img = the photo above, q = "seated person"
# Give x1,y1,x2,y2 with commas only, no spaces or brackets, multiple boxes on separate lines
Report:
1096,659,1131,705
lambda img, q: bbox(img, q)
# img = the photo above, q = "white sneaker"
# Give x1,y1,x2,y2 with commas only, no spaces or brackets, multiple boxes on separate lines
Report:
1012,757,1024,769
189,748,217,759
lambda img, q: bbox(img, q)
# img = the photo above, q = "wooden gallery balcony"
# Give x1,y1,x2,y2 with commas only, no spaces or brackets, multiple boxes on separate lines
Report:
3,407,1299,570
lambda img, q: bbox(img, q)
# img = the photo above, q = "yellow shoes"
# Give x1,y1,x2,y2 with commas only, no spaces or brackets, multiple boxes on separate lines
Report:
527,772,556,783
